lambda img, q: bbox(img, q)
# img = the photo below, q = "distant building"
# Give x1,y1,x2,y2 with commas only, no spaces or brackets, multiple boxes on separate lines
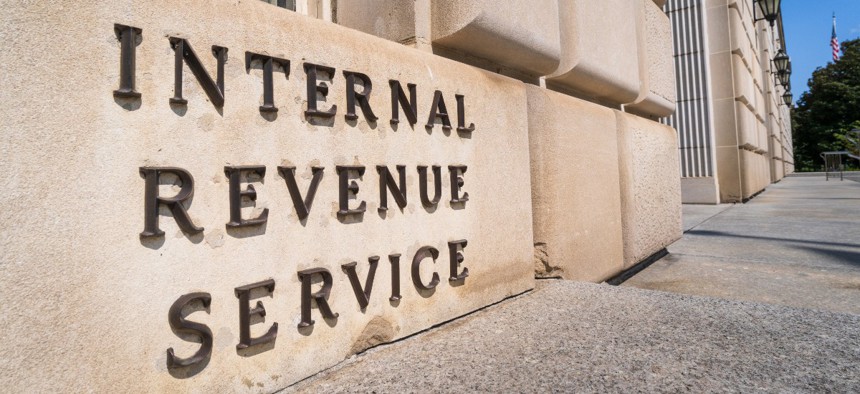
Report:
665,0,794,203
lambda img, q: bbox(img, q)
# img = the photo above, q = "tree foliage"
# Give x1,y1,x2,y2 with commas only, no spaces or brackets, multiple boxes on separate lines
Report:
791,38,860,171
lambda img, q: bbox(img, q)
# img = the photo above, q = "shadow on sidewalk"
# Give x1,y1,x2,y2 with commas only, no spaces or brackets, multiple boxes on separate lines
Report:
686,229,860,250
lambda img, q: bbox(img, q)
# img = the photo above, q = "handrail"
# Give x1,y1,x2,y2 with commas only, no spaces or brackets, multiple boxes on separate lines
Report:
820,151,848,181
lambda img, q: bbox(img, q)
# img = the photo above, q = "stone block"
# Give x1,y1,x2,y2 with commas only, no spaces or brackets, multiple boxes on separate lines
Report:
732,54,754,106
716,146,743,202
706,4,731,54
757,118,768,152
336,0,416,44
775,157,785,180
615,112,682,268
627,0,677,118
748,156,758,194
527,86,624,282
731,0,755,25
728,6,750,60
547,0,642,105
713,97,739,147
0,0,535,391
736,101,758,149
431,0,561,77
740,150,766,198
754,86,766,122
709,52,735,100
681,177,721,205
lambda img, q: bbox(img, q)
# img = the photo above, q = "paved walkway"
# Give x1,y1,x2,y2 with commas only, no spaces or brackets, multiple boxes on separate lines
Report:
284,175,860,392
624,175,860,315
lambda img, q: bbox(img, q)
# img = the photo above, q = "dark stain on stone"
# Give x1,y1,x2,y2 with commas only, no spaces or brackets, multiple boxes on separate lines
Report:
349,316,397,355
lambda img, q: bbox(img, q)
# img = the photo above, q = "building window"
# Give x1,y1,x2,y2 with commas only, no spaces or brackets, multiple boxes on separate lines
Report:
260,0,334,21
262,0,296,11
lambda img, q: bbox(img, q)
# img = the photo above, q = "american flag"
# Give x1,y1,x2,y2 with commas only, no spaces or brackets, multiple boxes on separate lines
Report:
832,14,840,62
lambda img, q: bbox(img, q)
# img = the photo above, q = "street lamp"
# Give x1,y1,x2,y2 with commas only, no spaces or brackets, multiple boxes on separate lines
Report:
754,0,781,26
773,49,790,74
773,49,791,87
782,91,793,106
777,65,791,86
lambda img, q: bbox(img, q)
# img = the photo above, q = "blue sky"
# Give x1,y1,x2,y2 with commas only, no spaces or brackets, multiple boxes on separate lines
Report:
783,0,860,102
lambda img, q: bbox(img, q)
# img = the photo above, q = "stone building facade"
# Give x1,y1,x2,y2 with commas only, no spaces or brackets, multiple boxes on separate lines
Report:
665,0,794,204
333,0,682,276
1,0,681,391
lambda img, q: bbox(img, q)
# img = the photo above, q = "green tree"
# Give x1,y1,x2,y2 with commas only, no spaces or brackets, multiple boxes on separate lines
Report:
833,120,860,157
792,38,860,171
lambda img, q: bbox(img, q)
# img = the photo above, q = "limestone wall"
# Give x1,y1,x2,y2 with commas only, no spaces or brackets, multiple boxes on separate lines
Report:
0,0,682,390
527,87,625,282
670,0,794,203
0,1,536,391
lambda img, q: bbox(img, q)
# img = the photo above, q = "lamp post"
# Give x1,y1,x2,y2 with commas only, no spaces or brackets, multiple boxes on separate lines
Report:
754,0,781,26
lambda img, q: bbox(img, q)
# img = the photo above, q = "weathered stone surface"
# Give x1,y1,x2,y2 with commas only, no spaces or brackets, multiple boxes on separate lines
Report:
547,0,643,105
616,112,683,268
527,86,624,282
0,0,534,391
348,316,397,355
431,0,561,77
627,0,676,118
336,0,416,45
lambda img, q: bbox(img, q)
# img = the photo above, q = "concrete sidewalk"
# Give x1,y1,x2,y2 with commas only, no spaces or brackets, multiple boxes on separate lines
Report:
623,176,860,315
284,175,860,392
285,281,860,392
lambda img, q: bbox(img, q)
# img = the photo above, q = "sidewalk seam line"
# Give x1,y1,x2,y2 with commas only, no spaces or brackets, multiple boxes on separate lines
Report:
684,204,736,234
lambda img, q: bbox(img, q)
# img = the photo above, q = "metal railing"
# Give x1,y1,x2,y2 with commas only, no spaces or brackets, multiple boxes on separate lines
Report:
820,151,859,181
